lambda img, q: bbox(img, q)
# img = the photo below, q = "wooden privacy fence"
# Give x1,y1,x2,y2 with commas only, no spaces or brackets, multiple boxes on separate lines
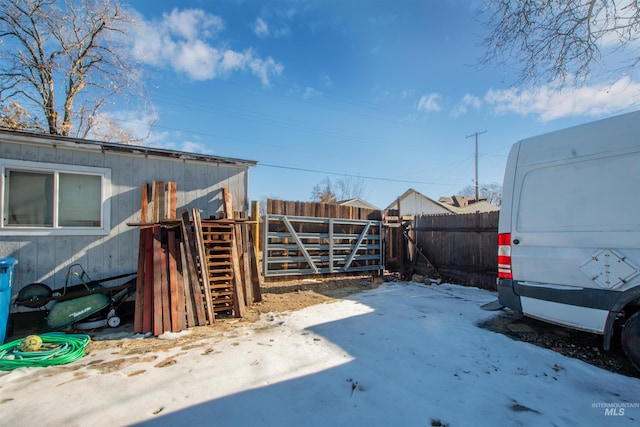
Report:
266,199,382,220
260,199,499,289
408,211,499,290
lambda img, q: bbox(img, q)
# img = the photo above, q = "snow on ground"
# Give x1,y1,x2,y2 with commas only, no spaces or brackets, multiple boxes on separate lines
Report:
1,282,639,426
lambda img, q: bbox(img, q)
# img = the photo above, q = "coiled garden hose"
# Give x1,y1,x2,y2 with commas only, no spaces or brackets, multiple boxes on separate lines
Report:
0,332,90,371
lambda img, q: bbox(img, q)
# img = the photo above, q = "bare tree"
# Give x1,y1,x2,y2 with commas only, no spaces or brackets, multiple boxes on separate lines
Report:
335,175,367,201
311,176,368,203
458,182,502,206
311,177,337,203
0,0,146,139
0,101,44,131
480,0,640,85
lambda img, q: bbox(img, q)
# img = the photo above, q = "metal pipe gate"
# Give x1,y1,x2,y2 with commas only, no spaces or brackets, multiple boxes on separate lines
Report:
262,214,383,277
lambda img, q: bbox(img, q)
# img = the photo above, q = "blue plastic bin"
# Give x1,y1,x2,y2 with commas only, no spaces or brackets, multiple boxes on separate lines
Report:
0,257,18,344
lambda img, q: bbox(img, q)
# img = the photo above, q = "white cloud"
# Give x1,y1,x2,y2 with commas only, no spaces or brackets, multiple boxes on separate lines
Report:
179,140,213,154
302,87,322,99
253,17,269,38
462,94,482,109
172,40,221,80
417,93,442,112
133,8,283,85
130,20,165,66
451,94,482,118
164,9,224,40
484,76,640,121
252,9,293,39
149,139,213,155
144,130,213,155
221,49,248,72
249,56,284,86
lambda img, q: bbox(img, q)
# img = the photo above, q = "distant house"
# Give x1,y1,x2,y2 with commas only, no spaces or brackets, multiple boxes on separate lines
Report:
438,195,500,213
0,129,256,305
385,189,456,216
337,198,379,210
386,189,500,216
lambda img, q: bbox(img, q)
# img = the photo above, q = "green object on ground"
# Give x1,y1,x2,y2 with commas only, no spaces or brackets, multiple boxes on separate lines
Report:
45,292,110,331
0,332,90,370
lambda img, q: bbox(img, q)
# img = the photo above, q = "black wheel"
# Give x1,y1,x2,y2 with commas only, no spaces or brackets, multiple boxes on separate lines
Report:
15,283,52,308
621,311,640,371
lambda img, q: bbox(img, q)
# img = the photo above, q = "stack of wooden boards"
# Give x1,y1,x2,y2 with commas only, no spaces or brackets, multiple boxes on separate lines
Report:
132,182,261,336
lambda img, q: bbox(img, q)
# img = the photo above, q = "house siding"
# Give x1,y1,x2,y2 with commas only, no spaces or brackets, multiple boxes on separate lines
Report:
400,192,451,215
0,136,251,307
390,191,453,216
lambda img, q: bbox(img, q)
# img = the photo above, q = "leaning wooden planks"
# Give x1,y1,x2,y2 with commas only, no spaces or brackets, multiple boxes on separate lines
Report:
134,222,214,335
179,210,209,327
133,187,262,336
134,224,194,335
140,181,178,223
220,187,261,307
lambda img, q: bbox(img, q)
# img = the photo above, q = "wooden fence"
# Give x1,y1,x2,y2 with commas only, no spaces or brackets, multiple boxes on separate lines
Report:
266,199,382,220
409,211,499,290
263,199,499,289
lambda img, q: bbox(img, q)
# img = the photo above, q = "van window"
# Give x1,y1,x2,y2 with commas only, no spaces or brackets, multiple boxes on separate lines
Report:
517,152,640,232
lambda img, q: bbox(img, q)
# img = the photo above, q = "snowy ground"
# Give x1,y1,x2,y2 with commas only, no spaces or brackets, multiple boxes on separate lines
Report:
1,281,639,426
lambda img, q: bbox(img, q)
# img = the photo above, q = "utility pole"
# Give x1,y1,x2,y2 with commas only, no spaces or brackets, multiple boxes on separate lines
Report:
465,130,487,202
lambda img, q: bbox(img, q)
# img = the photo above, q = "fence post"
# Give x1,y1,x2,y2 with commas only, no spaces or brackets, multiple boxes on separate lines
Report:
251,200,260,256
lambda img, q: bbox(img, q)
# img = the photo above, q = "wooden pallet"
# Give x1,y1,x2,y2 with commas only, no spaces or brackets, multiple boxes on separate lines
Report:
200,221,236,316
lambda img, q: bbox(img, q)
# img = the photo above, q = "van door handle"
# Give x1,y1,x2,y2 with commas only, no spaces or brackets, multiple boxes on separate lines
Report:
513,239,520,245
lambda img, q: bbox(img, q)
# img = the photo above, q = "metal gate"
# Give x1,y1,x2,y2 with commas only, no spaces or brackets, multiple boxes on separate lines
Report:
262,214,383,277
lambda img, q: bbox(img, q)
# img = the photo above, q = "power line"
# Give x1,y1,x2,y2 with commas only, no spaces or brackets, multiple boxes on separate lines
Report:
258,162,450,185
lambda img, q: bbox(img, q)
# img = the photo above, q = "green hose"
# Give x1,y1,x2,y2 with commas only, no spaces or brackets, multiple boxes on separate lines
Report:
0,332,91,371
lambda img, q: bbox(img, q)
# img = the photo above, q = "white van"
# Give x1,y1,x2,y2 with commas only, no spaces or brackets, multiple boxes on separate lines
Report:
497,110,640,369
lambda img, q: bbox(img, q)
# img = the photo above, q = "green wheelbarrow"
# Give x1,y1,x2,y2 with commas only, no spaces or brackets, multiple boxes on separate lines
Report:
15,264,136,331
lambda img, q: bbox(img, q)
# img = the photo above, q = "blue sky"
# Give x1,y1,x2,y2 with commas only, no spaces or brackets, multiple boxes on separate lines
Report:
124,0,640,209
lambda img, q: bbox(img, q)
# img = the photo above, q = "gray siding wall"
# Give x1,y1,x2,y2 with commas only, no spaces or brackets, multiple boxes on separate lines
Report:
0,140,249,308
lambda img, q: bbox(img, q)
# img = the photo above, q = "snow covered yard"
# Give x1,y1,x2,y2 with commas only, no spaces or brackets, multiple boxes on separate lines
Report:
1,281,638,426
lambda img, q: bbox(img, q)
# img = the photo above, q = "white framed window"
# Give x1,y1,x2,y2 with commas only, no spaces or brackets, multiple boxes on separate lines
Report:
1,159,111,236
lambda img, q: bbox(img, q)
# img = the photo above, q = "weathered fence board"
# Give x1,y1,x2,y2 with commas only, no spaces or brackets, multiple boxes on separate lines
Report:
411,211,498,290
267,199,382,220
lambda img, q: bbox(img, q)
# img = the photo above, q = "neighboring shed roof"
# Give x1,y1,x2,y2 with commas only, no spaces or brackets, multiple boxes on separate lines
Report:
446,200,500,214
337,198,380,210
385,188,458,214
0,128,258,167
438,195,500,213
387,188,500,215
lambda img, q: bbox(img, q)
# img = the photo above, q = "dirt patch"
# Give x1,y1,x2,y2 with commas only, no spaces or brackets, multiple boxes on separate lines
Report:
85,275,380,355
478,309,640,379
251,275,378,315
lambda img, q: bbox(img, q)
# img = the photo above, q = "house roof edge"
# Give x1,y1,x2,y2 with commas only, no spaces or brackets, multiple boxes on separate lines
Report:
0,128,258,167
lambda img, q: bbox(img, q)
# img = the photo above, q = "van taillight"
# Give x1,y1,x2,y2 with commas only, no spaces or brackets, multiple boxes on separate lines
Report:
498,233,512,279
